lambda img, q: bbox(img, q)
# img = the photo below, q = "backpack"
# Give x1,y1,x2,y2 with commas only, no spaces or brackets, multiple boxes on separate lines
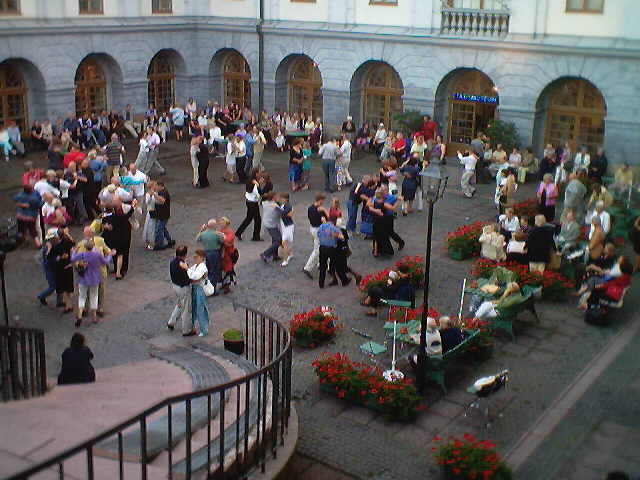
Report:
584,305,609,327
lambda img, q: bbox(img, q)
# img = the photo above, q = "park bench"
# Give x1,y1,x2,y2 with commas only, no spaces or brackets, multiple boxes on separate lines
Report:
385,321,480,393
490,287,539,339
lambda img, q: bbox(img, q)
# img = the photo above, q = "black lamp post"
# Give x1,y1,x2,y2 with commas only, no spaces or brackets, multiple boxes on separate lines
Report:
417,164,448,392
0,250,8,327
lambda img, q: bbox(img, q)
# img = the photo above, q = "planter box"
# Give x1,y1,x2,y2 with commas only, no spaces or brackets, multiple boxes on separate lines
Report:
447,247,469,261
223,339,244,355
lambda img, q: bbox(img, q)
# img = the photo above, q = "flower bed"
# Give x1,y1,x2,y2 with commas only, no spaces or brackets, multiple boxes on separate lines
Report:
359,256,425,291
446,221,487,260
312,353,424,421
470,259,574,301
395,256,425,287
511,198,538,219
433,433,513,480
388,304,441,323
290,306,340,348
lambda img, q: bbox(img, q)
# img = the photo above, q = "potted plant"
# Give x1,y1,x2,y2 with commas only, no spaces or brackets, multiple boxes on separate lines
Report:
433,434,513,480
462,318,494,361
312,353,424,421
223,328,245,355
446,222,486,260
395,256,425,287
290,307,340,349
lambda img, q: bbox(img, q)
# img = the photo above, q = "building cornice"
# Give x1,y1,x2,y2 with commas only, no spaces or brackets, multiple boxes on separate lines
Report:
0,16,639,59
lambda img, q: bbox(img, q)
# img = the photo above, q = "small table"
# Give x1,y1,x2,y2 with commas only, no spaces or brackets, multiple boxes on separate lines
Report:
285,131,310,142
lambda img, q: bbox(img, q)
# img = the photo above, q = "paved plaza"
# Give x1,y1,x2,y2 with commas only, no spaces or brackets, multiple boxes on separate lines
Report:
1,141,639,480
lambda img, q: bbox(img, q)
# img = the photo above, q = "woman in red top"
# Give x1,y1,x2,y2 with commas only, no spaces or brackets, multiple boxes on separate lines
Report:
219,216,237,294
584,258,633,309
392,132,406,161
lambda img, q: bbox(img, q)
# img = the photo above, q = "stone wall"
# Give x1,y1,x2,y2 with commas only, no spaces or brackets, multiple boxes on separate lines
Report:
1,19,639,164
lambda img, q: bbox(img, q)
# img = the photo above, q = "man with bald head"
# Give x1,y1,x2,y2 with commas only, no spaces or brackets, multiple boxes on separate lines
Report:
76,225,112,317
196,219,225,291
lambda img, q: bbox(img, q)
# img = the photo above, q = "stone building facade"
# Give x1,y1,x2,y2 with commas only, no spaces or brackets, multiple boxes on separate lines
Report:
1,0,639,163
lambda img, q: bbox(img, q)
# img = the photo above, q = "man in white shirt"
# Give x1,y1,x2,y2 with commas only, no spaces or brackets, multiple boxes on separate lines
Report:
573,146,590,174
146,126,166,175
586,201,611,235
458,150,478,198
373,123,387,157
125,163,148,204
34,170,61,198
339,134,353,184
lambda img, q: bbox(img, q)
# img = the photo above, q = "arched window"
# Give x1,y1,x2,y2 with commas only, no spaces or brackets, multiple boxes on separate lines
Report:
75,59,106,117
148,52,175,112
364,63,403,129
447,69,497,146
288,57,323,120
545,79,605,154
224,52,250,108
0,63,27,131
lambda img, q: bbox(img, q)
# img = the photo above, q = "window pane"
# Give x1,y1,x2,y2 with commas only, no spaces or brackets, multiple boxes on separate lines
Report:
566,0,583,10
152,0,172,13
0,0,19,13
449,103,475,144
586,0,603,10
79,0,103,13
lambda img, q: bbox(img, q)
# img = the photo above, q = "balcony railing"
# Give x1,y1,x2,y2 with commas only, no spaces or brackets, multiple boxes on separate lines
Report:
441,1,510,37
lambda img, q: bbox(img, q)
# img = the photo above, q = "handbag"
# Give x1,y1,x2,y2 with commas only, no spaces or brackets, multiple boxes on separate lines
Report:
202,278,215,297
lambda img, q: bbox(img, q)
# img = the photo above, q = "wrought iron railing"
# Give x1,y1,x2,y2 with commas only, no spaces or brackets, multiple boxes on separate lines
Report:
6,303,292,480
441,0,510,37
0,325,47,402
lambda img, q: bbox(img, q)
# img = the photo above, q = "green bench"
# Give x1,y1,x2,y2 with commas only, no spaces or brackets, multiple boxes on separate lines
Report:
385,322,479,393
491,288,539,339
466,267,540,339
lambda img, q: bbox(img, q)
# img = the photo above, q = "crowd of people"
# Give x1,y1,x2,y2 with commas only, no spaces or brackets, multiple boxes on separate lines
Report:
9,92,640,357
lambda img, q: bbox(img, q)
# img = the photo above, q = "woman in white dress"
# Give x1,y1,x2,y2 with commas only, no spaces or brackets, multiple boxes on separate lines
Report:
189,136,200,187
142,180,156,250
224,134,238,183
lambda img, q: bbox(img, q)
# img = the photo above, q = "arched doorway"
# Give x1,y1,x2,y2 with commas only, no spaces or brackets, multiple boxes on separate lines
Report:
361,62,403,129
537,78,606,154
288,57,323,120
75,59,107,117
435,69,498,150
0,63,27,130
223,51,251,108
147,50,176,112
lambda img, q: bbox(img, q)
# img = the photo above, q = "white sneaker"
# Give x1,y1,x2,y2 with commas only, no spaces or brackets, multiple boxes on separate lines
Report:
198,332,207,337
281,258,289,267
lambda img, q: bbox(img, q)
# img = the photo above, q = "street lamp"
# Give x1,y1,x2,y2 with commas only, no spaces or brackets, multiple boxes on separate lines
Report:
0,250,8,327
417,163,449,392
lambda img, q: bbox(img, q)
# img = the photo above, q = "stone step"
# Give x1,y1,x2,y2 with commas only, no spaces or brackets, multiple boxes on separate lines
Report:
171,344,262,478
0,359,192,479
94,347,231,462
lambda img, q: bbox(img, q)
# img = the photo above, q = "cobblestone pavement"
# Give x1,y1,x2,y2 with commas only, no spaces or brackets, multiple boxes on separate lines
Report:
2,141,639,479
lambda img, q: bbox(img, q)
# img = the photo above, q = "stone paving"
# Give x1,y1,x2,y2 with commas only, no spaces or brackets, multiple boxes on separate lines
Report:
1,141,639,479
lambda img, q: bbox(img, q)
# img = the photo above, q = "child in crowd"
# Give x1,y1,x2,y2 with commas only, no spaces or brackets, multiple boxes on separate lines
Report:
274,129,285,152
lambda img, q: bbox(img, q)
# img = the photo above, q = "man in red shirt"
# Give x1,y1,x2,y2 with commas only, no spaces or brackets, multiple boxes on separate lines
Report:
422,115,437,141
21,161,42,187
63,144,86,169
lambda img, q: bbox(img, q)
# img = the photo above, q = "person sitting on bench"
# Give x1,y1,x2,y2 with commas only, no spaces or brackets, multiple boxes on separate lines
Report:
361,265,414,316
408,317,443,368
474,282,523,320
438,316,465,353
578,257,633,310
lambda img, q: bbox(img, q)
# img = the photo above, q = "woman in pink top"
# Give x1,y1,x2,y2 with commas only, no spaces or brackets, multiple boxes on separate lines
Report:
537,173,559,222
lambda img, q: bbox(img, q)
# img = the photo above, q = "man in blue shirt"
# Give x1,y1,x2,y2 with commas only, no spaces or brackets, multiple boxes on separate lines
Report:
317,218,350,288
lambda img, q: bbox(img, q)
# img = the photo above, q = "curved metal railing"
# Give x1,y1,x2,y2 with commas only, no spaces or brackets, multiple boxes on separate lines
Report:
1,325,47,402
6,303,292,480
